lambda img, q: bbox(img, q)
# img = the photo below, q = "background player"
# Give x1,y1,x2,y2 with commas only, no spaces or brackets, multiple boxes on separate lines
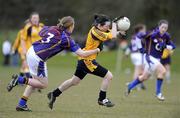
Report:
7,16,100,111
20,12,44,78
128,24,147,90
126,20,176,101
161,49,173,83
12,29,26,77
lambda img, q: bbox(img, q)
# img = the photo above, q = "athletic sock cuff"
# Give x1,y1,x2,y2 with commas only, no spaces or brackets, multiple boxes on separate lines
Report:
53,88,62,97
22,96,28,101
24,78,29,84
157,78,163,81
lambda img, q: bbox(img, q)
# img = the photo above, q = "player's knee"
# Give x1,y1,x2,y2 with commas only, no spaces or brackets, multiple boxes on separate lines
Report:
163,68,166,75
72,80,80,86
71,77,81,86
41,83,48,89
139,73,149,81
105,71,113,80
161,68,166,77
158,66,166,77
139,76,145,81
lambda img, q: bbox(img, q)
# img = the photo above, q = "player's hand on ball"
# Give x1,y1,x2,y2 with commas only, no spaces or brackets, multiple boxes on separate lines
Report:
97,48,100,53
112,16,124,22
118,30,126,36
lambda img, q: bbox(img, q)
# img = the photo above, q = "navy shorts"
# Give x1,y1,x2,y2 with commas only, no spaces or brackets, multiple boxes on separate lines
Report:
160,56,171,65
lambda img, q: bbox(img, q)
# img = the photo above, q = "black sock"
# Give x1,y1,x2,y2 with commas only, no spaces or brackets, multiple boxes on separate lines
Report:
53,88,62,97
19,72,25,77
98,90,106,101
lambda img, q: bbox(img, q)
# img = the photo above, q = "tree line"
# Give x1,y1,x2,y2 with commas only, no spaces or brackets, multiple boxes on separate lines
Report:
0,0,179,44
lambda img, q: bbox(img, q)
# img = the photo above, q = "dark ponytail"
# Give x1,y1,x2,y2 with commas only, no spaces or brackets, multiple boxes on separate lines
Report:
93,13,110,26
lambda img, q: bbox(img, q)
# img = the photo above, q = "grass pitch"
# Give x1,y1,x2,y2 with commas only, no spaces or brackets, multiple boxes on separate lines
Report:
0,49,180,118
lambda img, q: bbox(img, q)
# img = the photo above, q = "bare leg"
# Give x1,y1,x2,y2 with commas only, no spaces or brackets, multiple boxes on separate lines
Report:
27,75,48,89
100,71,113,91
16,75,48,111
133,65,143,80
164,64,171,83
23,85,36,98
58,75,81,92
98,71,114,107
127,70,150,92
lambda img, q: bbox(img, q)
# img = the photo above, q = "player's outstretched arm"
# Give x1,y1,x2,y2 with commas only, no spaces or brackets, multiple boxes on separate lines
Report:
75,48,100,57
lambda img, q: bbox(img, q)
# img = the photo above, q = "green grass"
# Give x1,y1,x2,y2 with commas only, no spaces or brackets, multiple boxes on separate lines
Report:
0,49,180,118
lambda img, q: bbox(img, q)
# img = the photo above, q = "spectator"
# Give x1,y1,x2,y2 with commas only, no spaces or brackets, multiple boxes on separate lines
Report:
2,38,11,66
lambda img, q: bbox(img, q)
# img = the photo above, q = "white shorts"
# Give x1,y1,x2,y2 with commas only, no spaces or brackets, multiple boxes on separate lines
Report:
130,52,143,66
26,47,48,78
143,54,161,73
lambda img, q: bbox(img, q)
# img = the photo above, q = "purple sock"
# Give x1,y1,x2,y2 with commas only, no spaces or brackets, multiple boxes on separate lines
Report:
18,76,26,84
156,78,163,95
128,78,141,90
18,98,27,107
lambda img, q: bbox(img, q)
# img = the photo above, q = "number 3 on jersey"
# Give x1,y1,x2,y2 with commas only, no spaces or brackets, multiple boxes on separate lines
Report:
41,33,54,43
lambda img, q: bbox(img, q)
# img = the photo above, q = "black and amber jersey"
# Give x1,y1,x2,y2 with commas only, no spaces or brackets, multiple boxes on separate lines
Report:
79,26,113,60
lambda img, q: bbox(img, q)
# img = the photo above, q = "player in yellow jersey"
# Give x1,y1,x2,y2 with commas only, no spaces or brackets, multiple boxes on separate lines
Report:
12,29,27,76
21,12,44,78
48,14,123,109
161,49,174,83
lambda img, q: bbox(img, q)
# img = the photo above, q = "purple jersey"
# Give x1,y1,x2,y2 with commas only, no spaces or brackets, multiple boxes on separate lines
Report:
130,32,146,53
144,28,172,59
33,26,80,61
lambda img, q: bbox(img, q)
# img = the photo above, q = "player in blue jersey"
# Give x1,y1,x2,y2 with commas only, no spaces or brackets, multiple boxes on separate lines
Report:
126,20,176,101
128,24,147,90
7,16,100,111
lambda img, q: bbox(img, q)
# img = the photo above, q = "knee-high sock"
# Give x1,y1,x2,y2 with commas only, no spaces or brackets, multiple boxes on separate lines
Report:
98,90,106,101
128,77,141,90
18,76,28,84
52,88,62,97
18,96,28,106
156,78,163,95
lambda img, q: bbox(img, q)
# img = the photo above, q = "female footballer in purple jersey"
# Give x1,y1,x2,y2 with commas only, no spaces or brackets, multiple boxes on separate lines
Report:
128,24,147,90
7,16,100,111
126,20,175,101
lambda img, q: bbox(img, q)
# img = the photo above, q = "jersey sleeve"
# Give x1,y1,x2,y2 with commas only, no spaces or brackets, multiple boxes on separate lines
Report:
39,23,44,27
69,39,80,52
150,29,159,41
39,26,50,37
91,27,113,41
136,32,146,39
165,33,176,50
135,37,143,49
21,23,32,41
12,30,21,50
